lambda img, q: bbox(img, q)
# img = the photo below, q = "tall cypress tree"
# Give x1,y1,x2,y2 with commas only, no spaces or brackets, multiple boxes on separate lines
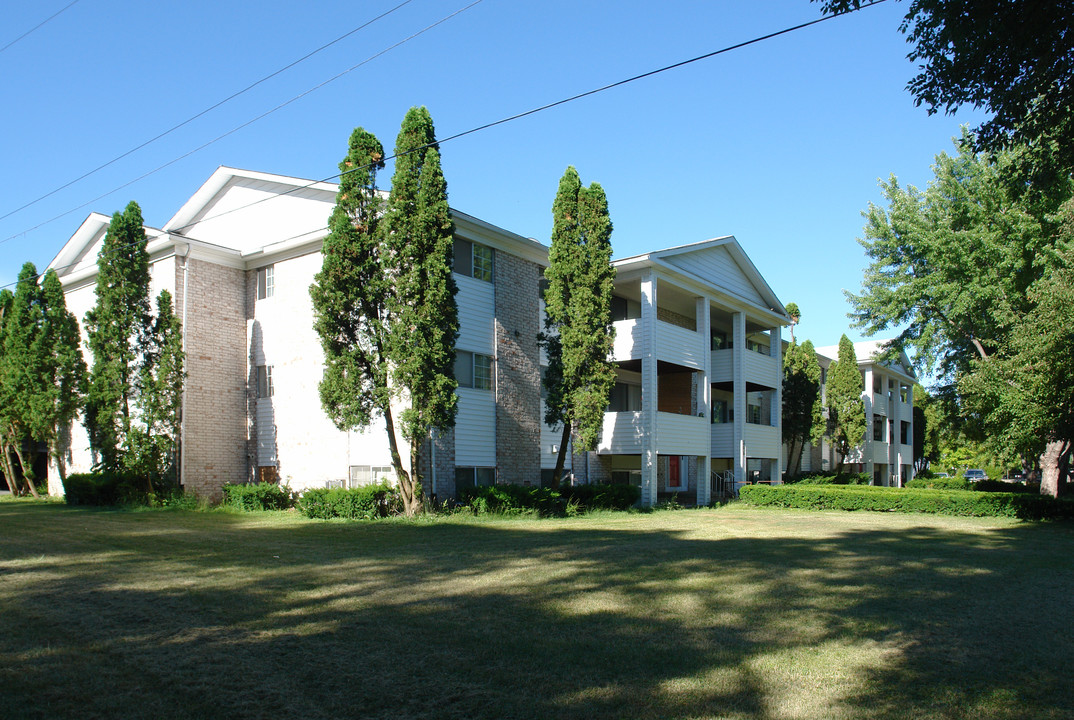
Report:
311,127,389,430
130,290,185,488
85,201,152,472
39,269,86,487
381,107,459,515
0,264,49,497
0,288,16,494
826,334,866,473
542,166,616,486
782,336,823,477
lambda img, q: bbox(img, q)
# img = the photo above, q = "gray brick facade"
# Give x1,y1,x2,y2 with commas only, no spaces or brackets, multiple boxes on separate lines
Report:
494,253,542,485
177,258,248,499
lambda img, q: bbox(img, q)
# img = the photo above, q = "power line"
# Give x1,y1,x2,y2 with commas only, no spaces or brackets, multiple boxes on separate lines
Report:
169,0,889,235
0,0,81,55
0,0,415,224
2,0,886,287
1,0,485,245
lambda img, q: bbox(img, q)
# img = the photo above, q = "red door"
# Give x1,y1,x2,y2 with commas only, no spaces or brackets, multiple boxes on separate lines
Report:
668,455,681,488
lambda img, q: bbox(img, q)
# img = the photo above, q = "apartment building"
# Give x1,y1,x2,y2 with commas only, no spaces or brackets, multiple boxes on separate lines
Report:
46,167,788,505
808,340,917,486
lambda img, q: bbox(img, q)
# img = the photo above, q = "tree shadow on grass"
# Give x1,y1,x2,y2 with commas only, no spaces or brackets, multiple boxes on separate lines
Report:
0,504,1072,719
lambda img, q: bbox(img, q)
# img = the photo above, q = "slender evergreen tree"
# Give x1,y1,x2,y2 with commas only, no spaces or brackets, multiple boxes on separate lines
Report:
84,201,152,472
782,335,823,477
311,127,390,433
826,335,866,473
0,266,48,497
39,269,86,487
130,290,185,489
381,107,459,515
0,288,15,494
542,166,616,486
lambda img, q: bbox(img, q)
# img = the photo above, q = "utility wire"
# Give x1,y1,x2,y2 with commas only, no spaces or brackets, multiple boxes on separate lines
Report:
1,0,485,245
0,0,415,223
3,0,885,286
169,0,888,235
0,0,81,55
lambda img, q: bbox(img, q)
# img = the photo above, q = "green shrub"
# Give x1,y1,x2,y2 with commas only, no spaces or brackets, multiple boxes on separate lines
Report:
222,482,295,511
298,483,401,520
738,484,1074,520
63,472,152,506
461,484,565,516
907,476,972,491
792,471,872,486
561,483,640,510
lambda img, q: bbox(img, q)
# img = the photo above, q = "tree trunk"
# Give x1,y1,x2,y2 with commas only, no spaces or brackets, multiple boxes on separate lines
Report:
382,406,419,516
786,438,800,478
1039,439,1069,498
793,441,806,478
1,439,23,496
551,423,571,490
11,441,40,499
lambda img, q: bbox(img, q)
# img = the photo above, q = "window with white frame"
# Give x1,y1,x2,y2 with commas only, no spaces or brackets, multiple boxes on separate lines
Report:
453,237,494,282
257,265,275,299
456,350,493,390
349,465,395,488
256,365,273,398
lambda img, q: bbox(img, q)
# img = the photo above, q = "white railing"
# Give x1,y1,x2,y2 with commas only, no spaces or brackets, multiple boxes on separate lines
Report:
655,321,705,368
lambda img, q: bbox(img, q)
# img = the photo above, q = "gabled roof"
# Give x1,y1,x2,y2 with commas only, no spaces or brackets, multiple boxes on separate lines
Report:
814,339,917,382
614,235,789,324
47,212,175,287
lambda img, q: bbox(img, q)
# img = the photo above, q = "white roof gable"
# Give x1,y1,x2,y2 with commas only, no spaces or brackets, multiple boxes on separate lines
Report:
814,339,917,382
615,236,788,321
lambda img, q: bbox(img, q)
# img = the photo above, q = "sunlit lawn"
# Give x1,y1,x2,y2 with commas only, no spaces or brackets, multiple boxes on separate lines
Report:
1,499,1071,719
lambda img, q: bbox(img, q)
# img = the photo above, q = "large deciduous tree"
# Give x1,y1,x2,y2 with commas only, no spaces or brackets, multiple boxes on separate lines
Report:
783,335,823,477
814,0,1074,173
542,166,616,486
826,335,865,473
85,201,152,472
848,138,1073,493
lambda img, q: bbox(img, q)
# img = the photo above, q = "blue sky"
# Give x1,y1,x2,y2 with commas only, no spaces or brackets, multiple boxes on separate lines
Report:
0,0,985,348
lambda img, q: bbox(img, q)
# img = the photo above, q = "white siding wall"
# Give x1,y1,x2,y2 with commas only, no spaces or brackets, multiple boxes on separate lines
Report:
598,411,645,454
664,246,764,305
251,251,398,491
744,350,780,388
455,389,495,465
456,274,494,351
655,412,708,455
743,423,780,458
711,424,734,457
655,321,704,368
711,349,733,383
611,318,644,361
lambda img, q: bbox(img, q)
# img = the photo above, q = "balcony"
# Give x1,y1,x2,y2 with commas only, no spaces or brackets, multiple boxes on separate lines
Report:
598,410,709,455
744,350,779,388
744,423,780,458
611,318,644,361
655,321,704,368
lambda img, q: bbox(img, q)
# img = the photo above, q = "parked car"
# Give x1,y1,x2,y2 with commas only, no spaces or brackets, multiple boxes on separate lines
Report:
963,469,988,482
934,472,950,478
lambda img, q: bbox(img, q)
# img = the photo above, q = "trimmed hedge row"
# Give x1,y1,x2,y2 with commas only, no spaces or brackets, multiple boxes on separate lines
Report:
461,483,640,516
738,484,1074,520
790,472,872,486
221,482,296,511
906,476,972,491
298,483,402,520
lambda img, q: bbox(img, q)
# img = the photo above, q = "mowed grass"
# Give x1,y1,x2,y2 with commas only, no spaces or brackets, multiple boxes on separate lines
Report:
1,501,1072,720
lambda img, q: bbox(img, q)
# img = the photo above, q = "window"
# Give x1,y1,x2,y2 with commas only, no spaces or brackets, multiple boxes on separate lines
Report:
873,415,884,441
900,385,909,403
456,350,493,390
350,465,395,488
455,467,495,495
820,367,827,385
711,398,728,424
873,375,883,394
746,338,769,355
608,382,642,412
747,402,762,425
256,365,273,398
453,238,494,282
710,329,730,351
611,295,642,321
257,265,274,299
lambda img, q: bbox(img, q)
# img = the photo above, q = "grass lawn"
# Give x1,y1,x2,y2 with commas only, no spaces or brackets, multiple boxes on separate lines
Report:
1,501,1072,720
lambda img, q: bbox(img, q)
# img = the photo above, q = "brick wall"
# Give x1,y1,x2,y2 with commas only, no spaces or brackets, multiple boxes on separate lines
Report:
658,371,694,414
494,254,541,485
178,258,248,499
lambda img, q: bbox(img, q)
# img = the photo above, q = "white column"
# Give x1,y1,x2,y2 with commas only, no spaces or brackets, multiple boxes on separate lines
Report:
640,271,658,507
697,297,712,505
771,325,783,484
906,383,915,480
732,312,747,487
863,368,874,482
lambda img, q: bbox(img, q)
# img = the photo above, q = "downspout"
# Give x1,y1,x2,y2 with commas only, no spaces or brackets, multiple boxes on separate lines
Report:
178,243,191,490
